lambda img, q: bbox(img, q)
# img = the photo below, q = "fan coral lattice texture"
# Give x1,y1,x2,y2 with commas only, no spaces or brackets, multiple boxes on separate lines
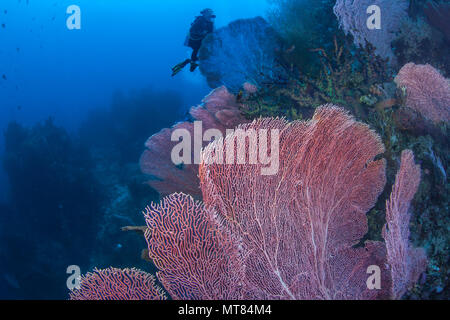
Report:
139,86,248,198
72,106,427,300
395,63,450,123
143,193,243,300
199,17,287,93
69,267,166,300
199,105,389,299
383,150,427,300
333,0,408,63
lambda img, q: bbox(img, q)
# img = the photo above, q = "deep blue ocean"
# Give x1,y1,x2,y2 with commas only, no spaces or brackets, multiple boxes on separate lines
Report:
0,0,268,299
0,0,267,203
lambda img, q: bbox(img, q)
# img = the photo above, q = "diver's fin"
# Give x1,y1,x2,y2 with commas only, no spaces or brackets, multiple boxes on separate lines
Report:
171,67,183,77
171,59,191,76
172,59,190,70
189,61,199,72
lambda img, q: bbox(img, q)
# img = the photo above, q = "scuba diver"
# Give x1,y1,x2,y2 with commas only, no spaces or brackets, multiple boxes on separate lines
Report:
171,8,216,76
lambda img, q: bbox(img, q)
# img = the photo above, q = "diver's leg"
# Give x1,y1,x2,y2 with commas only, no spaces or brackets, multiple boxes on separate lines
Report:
191,48,199,62
171,59,191,76
172,59,191,71
190,40,201,61
189,41,201,72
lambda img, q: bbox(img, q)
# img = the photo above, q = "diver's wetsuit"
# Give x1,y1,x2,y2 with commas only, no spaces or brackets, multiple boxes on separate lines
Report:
172,13,214,76
187,15,214,61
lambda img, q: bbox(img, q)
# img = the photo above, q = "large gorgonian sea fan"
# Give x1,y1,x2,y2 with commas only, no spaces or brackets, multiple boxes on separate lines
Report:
198,105,390,299
139,86,248,199
69,267,166,300
71,106,426,300
395,63,450,124
198,17,287,93
333,0,409,64
143,194,244,300
383,150,427,300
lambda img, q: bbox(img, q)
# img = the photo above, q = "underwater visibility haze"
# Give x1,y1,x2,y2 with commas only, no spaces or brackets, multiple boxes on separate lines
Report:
0,0,449,301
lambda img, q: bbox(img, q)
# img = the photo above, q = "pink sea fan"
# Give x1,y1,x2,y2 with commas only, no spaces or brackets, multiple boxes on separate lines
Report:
73,106,427,300
333,0,409,64
143,193,244,300
395,63,450,123
199,105,390,299
139,86,248,198
383,150,427,299
69,267,166,300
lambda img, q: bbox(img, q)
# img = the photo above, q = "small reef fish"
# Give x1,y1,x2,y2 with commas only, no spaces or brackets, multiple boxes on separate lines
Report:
285,44,296,54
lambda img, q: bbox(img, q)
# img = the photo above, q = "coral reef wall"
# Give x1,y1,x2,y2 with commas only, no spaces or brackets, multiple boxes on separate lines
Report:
73,106,427,300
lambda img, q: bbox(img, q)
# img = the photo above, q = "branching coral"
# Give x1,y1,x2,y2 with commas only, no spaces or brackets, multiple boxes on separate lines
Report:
241,35,391,121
